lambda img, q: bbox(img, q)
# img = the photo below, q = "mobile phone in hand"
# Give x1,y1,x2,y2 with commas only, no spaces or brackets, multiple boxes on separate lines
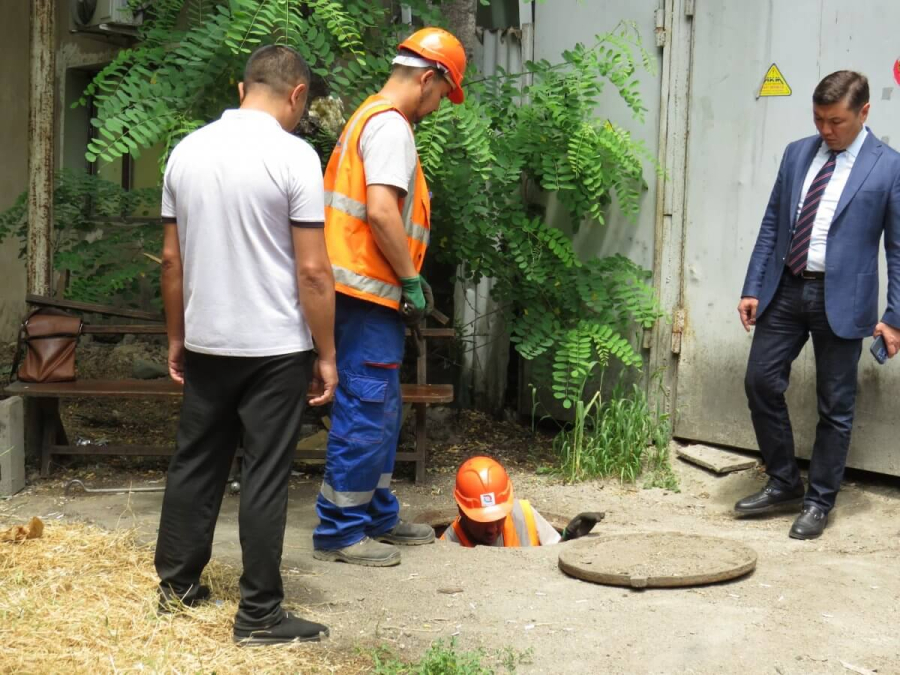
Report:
870,335,888,365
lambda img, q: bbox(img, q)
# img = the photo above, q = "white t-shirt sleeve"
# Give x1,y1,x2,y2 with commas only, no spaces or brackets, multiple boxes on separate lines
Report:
288,143,326,224
359,111,418,193
534,508,563,545
161,149,178,220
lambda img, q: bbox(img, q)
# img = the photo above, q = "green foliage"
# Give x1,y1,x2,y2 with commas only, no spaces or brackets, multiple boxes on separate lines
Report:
74,0,432,164
0,170,161,304
373,639,531,675
418,24,663,405
1,5,663,413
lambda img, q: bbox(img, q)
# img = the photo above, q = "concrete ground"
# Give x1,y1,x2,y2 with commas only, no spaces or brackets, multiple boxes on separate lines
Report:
2,448,899,675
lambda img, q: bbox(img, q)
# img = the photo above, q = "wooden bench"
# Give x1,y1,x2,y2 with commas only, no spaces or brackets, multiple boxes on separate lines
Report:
7,296,455,483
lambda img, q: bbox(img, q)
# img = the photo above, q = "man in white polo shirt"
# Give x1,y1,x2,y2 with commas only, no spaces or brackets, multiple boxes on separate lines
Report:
155,45,336,645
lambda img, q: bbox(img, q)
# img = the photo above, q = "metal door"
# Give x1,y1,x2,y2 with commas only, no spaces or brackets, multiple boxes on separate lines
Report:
674,0,900,475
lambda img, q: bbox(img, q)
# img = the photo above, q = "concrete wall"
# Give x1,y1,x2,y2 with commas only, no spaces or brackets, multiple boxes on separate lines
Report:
0,0,31,341
0,1,121,342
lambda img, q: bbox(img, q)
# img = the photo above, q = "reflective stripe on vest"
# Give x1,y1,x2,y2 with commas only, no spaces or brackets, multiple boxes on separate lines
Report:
325,186,430,245
323,95,431,310
518,500,541,547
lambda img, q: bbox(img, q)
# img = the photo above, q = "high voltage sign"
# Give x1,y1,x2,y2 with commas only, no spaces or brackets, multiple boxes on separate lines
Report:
758,63,792,97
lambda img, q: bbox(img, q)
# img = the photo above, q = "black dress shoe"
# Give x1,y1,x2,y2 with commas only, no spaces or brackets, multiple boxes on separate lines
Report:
734,482,804,515
233,611,329,645
789,505,828,539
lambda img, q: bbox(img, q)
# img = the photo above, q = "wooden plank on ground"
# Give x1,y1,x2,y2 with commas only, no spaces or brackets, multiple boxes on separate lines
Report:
676,444,759,474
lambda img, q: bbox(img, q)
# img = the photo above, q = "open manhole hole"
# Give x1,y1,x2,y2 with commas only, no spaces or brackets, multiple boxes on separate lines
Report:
558,532,757,588
413,508,572,540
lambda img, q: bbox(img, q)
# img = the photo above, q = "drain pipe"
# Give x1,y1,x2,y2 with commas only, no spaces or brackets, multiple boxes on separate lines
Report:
27,0,55,297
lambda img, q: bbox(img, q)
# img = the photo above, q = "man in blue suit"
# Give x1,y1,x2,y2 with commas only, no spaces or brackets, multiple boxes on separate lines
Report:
736,70,900,539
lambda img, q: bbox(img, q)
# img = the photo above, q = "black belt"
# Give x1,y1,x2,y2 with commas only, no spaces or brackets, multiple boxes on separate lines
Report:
784,265,825,280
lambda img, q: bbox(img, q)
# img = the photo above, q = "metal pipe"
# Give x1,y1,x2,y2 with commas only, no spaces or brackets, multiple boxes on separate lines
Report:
64,479,166,496
27,0,55,297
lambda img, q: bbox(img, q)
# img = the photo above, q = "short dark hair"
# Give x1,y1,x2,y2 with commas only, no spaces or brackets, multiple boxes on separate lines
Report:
813,70,869,111
243,45,310,95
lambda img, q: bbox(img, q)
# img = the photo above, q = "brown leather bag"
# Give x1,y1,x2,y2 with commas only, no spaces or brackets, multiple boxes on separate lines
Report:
11,308,83,383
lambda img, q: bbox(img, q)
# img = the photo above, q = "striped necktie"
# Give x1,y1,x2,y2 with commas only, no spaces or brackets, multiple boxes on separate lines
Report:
787,149,842,275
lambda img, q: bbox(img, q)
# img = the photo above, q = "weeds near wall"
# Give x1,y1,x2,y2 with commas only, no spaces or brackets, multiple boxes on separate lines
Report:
538,373,678,490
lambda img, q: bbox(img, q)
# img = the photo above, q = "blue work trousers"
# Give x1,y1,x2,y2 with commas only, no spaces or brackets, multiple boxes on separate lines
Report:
313,294,405,550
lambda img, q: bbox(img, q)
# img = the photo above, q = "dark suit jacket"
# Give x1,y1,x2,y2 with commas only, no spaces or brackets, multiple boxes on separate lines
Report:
742,129,900,339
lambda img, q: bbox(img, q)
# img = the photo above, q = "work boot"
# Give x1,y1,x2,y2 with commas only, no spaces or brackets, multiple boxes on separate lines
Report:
157,583,211,615
312,536,401,567
373,520,435,546
233,611,329,645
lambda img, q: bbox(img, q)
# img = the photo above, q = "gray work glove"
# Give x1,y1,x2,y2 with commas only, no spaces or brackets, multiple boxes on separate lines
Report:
562,511,605,541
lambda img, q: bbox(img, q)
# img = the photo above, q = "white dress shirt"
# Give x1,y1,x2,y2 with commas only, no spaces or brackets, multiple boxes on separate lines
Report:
796,127,868,272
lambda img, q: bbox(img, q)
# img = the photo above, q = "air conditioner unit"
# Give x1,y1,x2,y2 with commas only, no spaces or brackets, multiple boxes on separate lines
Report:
72,0,143,30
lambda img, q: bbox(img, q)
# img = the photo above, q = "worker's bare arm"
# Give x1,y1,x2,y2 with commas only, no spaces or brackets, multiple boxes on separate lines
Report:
367,184,417,279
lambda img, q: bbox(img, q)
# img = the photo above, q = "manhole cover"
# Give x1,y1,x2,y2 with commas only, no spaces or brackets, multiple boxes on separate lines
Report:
558,532,757,588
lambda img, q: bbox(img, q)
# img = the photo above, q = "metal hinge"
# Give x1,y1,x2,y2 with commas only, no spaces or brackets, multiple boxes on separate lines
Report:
655,8,666,47
685,0,695,18
671,308,685,355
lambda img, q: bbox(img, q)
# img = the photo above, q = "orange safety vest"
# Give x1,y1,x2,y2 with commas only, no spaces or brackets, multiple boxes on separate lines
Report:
440,500,541,548
323,95,431,310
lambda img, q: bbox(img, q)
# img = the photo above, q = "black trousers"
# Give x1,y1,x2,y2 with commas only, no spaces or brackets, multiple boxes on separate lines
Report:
155,349,313,629
744,273,862,512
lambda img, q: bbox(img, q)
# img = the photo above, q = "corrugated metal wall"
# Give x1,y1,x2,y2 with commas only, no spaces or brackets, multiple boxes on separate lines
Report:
453,26,527,412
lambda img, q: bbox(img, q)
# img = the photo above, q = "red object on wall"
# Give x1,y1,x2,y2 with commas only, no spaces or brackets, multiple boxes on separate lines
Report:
894,58,900,87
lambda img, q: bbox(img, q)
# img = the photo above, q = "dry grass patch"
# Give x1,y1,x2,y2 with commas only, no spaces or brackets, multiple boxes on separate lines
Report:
0,519,369,674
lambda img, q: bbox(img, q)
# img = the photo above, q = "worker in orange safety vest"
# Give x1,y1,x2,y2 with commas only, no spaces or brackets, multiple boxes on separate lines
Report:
313,27,468,567
441,456,604,547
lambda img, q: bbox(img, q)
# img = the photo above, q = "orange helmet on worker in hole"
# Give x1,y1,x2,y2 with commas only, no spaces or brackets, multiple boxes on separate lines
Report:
454,456,514,522
398,27,467,104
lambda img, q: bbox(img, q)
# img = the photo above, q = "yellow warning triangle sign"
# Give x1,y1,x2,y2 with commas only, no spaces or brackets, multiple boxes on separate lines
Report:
759,63,792,97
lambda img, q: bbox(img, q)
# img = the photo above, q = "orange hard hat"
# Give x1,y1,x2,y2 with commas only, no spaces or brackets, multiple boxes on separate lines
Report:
453,456,514,522
398,27,467,104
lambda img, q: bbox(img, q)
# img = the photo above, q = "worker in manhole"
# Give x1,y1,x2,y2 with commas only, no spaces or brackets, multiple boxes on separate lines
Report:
440,456,603,547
